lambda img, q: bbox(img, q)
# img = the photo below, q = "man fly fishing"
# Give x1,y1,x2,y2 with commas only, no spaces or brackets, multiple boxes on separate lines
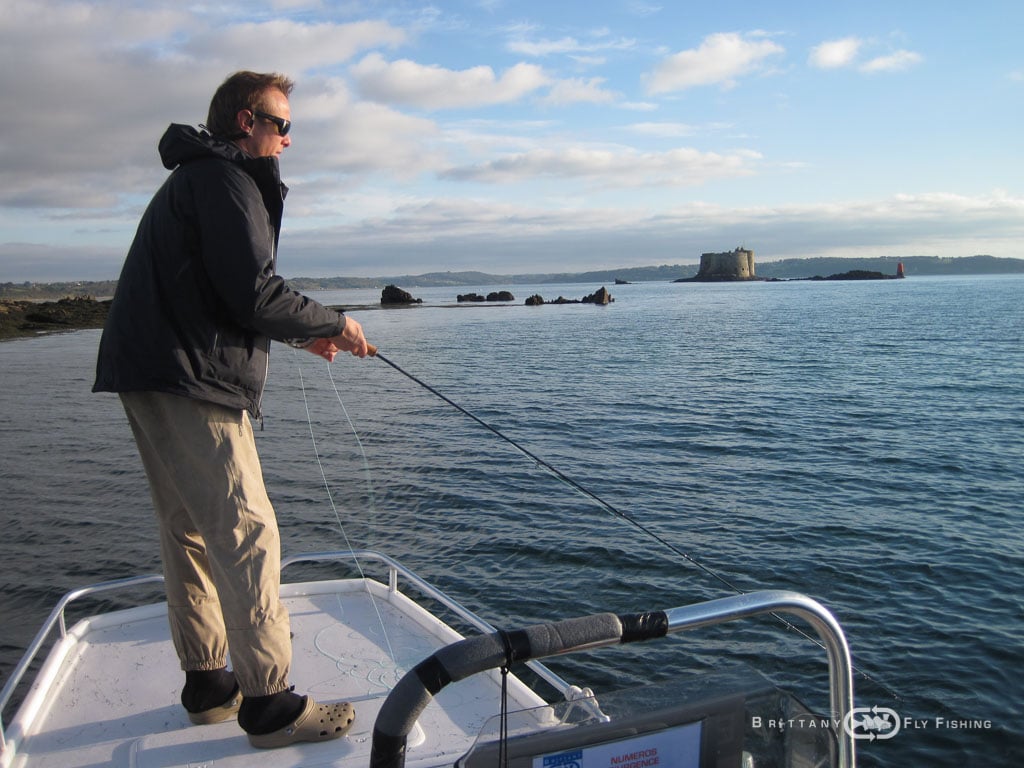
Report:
94,70,368,749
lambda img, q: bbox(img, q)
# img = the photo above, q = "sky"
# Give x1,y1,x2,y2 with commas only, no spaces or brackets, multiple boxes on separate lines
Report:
1,0,1022,282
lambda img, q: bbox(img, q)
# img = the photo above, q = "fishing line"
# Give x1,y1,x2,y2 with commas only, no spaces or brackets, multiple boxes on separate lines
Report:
370,348,905,705
294,354,398,671
324,363,380,519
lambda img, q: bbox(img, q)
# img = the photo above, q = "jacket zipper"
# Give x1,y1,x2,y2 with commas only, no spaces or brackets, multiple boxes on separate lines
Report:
256,345,268,431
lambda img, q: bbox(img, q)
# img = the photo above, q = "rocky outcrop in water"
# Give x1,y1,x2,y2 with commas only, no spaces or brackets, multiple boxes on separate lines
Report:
457,291,515,302
524,287,614,306
806,270,901,281
381,285,422,304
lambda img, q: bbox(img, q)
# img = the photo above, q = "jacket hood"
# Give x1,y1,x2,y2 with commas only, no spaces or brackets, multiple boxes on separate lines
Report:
158,124,245,170
157,124,285,200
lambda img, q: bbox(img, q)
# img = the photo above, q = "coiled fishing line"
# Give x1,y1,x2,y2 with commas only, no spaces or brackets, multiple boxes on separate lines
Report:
293,351,398,672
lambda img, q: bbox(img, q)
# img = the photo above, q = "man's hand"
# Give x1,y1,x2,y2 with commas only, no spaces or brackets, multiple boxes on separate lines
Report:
328,316,369,358
305,338,340,362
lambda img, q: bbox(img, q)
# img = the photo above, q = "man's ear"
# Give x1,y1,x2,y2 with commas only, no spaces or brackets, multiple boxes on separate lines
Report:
236,108,254,135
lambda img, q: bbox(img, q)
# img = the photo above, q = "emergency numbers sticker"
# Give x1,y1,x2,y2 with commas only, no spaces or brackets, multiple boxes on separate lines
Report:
534,721,702,768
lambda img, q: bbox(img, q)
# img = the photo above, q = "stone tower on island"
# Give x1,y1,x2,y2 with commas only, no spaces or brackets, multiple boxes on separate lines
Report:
696,247,756,280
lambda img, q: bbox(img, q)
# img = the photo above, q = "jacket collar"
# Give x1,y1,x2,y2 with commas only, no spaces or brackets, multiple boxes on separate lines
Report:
158,123,289,249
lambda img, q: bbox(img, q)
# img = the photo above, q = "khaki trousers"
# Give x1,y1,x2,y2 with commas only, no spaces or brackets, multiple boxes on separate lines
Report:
120,391,292,697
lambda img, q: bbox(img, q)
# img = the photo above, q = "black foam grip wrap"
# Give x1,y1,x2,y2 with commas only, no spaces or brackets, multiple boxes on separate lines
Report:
413,655,453,695
504,628,532,663
619,611,670,643
369,729,407,768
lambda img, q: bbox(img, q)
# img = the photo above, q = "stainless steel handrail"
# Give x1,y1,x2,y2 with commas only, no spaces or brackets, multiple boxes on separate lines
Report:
0,573,165,754
1,553,855,768
662,590,855,768
371,589,855,768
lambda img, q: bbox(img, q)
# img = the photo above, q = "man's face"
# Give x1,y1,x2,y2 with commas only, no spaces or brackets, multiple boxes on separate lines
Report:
237,88,292,159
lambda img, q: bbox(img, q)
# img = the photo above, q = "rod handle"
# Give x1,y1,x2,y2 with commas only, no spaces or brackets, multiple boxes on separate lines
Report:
366,343,378,357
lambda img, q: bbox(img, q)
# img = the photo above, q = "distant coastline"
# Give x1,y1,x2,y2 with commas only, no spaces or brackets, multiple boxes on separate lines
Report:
2,257,1022,341
2,254,1022,303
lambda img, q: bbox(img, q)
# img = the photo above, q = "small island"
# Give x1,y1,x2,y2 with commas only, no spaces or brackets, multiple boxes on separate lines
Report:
675,247,906,282
674,247,758,282
803,264,906,281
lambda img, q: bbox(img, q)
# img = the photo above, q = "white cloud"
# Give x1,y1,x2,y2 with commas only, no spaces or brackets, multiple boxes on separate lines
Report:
507,35,581,57
3,190,1022,281
351,53,550,109
570,55,607,67
0,6,409,209
267,190,1024,278
809,37,862,69
860,50,923,73
440,146,761,187
644,32,785,94
0,2,1017,283
506,33,636,58
625,122,697,138
291,97,443,179
541,77,619,106
190,19,407,71
619,101,659,112
627,2,663,18
808,37,923,74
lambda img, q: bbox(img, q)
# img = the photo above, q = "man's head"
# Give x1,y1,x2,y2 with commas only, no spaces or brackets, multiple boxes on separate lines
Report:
206,71,294,157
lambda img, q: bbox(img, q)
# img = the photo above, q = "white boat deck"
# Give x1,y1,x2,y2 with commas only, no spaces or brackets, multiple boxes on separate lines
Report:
2,577,549,768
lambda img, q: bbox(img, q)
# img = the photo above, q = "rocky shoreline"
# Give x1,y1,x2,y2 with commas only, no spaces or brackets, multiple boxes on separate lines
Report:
0,270,897,342
0,297,112,341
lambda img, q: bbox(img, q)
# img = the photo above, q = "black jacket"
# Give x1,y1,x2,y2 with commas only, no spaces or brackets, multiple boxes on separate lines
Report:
93,124,346,417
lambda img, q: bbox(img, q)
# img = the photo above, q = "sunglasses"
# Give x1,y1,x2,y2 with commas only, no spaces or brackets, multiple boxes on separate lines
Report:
252,109,291,137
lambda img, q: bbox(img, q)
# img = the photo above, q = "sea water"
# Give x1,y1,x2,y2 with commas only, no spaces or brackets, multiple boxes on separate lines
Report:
1,275,1021,766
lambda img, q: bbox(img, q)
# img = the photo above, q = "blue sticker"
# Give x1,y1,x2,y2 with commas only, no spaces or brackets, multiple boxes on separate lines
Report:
542,750,583,767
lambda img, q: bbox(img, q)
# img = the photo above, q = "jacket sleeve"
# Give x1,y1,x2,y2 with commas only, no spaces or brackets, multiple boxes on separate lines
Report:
189,160,346,341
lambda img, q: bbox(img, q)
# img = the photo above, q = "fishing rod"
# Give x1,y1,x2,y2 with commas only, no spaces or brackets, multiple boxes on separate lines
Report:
364,342,743,595
359,343,905,705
